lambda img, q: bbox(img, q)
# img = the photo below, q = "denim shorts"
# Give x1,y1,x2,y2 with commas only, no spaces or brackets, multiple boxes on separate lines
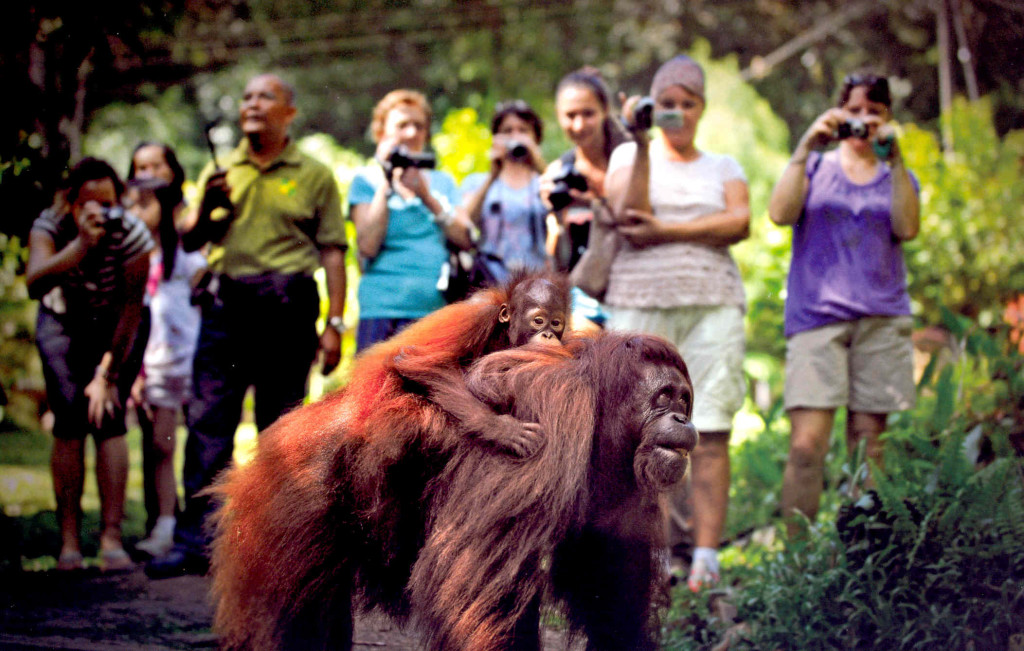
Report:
36,308,148,441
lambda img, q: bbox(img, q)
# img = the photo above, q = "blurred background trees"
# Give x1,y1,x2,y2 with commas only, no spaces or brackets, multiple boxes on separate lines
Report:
3,0,1023,429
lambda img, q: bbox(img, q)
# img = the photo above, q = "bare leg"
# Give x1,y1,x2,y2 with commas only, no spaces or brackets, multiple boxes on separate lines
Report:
51,438,86,557
780,408,836,534
688,431,730,550
95,435,129,553
151,406,180,518
846,411,887,492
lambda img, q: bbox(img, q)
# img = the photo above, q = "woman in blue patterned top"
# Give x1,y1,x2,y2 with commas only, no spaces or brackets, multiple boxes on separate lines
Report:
460,100,550,282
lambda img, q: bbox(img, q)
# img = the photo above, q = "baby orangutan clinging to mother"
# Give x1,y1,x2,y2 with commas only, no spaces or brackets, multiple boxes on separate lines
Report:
388,268,571,456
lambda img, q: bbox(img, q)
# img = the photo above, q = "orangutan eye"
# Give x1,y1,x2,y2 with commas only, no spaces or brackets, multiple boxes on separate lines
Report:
654,388,672,408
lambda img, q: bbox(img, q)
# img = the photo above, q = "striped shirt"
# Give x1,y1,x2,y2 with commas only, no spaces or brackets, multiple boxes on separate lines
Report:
32,208,154,315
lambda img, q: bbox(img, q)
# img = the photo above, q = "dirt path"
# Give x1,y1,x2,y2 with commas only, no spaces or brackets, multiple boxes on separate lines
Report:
0,565,577,650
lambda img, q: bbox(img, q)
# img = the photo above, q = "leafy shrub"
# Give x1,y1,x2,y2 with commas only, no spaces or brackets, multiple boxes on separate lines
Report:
664,320,1024,650
902,97,1024,328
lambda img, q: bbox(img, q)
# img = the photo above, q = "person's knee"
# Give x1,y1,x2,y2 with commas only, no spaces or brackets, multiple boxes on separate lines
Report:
152,431,176,458
847,412,886,441
787,437,827,471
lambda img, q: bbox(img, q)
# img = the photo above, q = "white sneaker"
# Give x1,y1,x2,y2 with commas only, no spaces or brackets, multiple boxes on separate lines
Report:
136,532,174,558
687,547,721,592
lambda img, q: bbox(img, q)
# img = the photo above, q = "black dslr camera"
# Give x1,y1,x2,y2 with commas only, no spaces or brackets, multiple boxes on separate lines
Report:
381,145,437,189
101,206,126,229
384,145,436,172
835,118,869,140
506,139,530,163
547,164,589,212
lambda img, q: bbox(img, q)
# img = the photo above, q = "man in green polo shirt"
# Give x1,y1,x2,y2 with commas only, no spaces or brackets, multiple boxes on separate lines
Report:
147,73,347,578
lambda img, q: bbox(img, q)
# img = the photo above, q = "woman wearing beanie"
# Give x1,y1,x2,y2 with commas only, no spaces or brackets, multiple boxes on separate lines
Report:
769,73,919,535
605,55,750,591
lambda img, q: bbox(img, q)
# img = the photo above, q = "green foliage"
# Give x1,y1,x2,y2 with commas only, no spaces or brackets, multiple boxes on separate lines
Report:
686,40,793,362
0,236,43,433
666,320,1024,650
83,85,207,180
294,133,367,393
432,107,492,184
901,97,1024,327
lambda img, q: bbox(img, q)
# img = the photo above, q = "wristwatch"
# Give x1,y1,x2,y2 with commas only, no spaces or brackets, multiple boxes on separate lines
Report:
327,316,347,334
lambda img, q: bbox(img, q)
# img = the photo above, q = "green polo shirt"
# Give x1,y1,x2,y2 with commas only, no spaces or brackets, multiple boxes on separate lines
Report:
195,138,346,278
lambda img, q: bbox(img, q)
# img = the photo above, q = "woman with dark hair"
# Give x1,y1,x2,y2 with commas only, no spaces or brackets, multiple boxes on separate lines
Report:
460,100,550,282
768,73,920,534
125,157,207,557
26,157,154,571
540,66,630,328
128,142,186,226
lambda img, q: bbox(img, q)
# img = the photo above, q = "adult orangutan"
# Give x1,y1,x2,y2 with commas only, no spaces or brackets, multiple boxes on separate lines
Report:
210,330,696,651
208,270,570,649
409,332,697,650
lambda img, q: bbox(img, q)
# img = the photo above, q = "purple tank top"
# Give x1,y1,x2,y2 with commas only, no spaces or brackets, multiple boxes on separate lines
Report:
784,151,918,338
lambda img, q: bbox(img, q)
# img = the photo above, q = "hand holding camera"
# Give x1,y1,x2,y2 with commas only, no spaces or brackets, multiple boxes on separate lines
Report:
379,143,436,196
546,163,589,212
75,201,112,248
800,107,896,161
200,170,234,218
622,95,687,136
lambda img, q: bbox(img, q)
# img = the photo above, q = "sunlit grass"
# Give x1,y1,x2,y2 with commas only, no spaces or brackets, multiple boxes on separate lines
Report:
0,412,259,568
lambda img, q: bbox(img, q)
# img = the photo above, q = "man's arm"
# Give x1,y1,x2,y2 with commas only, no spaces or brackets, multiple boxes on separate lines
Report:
319,246,346,375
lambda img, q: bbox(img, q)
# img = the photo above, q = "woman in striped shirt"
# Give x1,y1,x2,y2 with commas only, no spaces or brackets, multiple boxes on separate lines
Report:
27,157,154,572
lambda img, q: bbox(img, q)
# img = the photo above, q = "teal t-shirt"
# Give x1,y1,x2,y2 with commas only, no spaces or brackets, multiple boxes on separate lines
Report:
349,165,460,319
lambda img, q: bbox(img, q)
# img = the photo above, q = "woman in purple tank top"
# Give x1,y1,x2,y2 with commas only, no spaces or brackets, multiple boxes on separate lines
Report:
768,73,920,535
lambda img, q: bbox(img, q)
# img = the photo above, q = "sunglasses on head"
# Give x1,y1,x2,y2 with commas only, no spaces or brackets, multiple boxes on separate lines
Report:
495,99,531,113
844,74,889,93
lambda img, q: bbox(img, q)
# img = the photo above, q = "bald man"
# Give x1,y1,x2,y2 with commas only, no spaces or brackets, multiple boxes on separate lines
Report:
147,74,348,577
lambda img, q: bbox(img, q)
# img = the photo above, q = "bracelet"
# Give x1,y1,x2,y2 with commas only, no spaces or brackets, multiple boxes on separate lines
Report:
327,316,347,334
432,210,456,229
789,157,808,166
95,365,118,384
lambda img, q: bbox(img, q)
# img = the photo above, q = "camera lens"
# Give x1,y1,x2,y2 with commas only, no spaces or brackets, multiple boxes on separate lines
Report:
507,140,529,162
836,118,869,140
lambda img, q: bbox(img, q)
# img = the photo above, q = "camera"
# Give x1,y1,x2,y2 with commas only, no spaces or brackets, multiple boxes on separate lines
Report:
547,165,589,212
835,118,869,140
506,139,530,163
632,96,655,131
101,206,126,228
385,145,436,171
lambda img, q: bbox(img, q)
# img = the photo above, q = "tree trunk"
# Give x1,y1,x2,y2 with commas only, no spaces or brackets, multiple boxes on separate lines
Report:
936,0,955,156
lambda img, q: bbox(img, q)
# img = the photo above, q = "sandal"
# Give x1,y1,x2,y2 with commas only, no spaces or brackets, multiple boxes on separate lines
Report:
100,548,134,573
56,550,85,571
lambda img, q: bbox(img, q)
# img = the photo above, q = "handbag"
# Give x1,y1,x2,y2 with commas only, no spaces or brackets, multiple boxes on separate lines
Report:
439,245,506,303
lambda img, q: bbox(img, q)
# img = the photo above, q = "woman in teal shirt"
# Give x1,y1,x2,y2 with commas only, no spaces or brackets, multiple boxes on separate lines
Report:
350,89,471,351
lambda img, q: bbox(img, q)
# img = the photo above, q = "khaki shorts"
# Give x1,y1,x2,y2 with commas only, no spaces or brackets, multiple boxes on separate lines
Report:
607,305,746,432
784,316,916,413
